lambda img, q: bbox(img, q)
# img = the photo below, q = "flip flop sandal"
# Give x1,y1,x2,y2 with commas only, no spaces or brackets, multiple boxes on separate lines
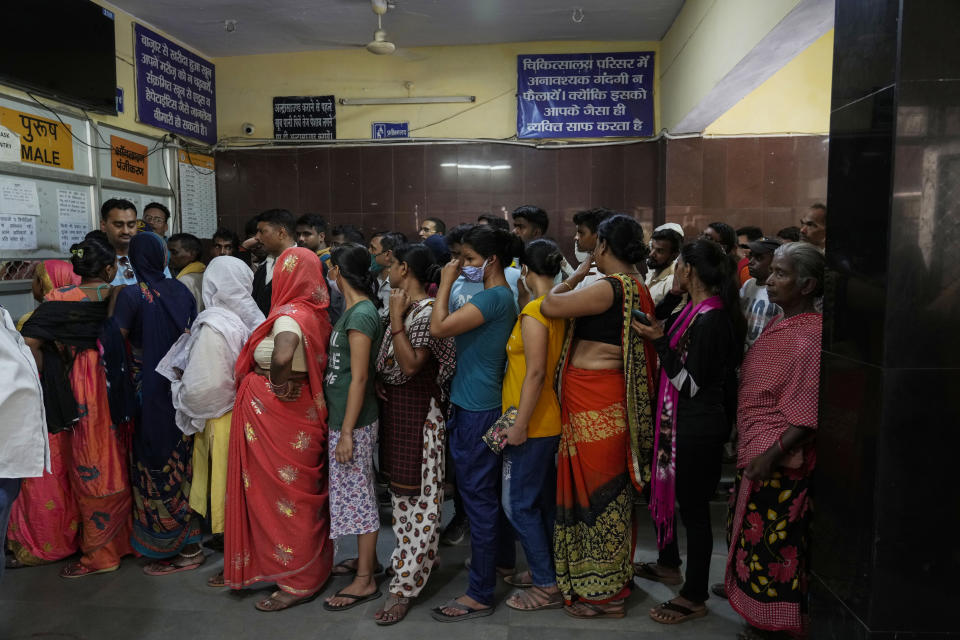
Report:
60,561,119,579
503,572,534,588
649,600,708,625
207,572,226,588
633,561,684,585
711,582,728,599
142,557,205,576
430,598,494,623
322,589,383,612
505,587,563,612
563,601,626,619
374,595,412,626
332,559,384,577
255,590,322,612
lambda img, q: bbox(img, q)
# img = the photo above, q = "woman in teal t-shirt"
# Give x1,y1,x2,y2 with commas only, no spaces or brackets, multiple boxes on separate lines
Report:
429,225,523,622
323,244,385,612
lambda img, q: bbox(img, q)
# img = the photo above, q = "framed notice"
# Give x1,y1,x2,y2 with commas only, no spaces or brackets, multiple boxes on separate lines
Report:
134,23,217,144
177,150,217,239
517,52,654,138
273,96,336,140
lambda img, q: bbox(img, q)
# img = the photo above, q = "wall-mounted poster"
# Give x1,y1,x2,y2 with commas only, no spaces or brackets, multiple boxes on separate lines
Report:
110,135,148,185
273,96,336,140
517,52,654,139
134,23,217,145
0,106,74,169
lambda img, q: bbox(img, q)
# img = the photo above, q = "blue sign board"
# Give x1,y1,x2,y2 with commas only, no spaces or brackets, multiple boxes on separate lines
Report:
517,52,654,138
372,122,409,139
115,87,124,114
134,24,217,144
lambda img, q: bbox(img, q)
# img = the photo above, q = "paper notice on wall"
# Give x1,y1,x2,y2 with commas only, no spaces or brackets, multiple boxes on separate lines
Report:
58,188,90,252
177,150,217,238
0,177,40,216
0,126,19,163
0,215,38,250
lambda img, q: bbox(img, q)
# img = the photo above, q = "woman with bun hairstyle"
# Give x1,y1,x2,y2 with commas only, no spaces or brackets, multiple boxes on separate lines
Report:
7,259,82,569
322,244,386,612
631,239,745,625
501,239,569,612
429,225,523,622
372,243,456,625
15,237,136,577
540,213,658,618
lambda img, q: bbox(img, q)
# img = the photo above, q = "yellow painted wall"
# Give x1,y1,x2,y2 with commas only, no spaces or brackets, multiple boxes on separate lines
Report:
214,40,659,141
704,29,833,135
0,0,210,140
659,0,802,131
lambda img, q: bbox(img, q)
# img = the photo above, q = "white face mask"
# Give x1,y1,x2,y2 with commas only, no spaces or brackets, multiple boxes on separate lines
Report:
574,240,591,265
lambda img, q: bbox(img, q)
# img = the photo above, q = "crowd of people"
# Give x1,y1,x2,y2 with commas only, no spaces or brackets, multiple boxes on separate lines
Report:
0,198,828,638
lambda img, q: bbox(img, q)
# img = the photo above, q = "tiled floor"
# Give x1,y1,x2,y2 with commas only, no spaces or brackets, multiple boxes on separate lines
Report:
0,503,746,639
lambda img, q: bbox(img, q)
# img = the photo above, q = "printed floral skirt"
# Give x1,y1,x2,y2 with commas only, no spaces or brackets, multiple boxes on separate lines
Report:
724,465,812,634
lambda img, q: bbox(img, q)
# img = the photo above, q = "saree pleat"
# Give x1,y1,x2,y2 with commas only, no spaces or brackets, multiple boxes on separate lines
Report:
554,367,634,604
224,372,332,596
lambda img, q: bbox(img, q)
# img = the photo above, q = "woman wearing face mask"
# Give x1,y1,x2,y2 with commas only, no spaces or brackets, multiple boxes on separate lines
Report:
429,225,524,622
540,214,659,618
373,243,456,625
323,244,386,613
501,239,569,612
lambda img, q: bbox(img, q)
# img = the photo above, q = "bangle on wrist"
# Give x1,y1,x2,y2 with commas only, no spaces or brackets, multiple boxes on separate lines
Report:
558,280,573,292
390,327,404,336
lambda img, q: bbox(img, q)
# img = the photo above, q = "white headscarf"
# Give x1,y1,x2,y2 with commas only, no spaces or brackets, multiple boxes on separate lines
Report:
201,256,265,332
157,256,266,434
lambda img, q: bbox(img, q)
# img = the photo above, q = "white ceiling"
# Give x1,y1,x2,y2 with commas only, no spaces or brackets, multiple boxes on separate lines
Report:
107,0,685,58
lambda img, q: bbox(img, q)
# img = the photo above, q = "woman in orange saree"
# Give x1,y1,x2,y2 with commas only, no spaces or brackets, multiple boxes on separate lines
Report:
15,242,134,577
223,247,335,611
7,259,83,568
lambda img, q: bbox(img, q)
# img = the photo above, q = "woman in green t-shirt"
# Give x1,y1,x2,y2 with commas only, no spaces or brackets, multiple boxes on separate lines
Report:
322,244,385,612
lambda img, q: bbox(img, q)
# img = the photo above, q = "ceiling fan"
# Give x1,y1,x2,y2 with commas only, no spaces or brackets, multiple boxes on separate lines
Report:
365,0,396,55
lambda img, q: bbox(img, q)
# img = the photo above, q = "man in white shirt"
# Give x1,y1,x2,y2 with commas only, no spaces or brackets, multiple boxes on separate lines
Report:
645,225,684,305
251,209,298,316
740,237,784,349
0,306,48,582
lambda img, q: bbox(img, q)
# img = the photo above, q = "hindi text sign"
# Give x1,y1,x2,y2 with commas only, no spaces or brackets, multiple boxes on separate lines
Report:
110,135,149,185
517,52,654,139
134,23,217,145
0,106,74,169
273,96,336,140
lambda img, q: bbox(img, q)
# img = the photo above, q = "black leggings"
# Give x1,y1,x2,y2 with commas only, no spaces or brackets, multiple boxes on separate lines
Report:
655,440,724,603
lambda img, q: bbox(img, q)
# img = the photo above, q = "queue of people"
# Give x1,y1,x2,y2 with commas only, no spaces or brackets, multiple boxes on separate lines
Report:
0,200,827,639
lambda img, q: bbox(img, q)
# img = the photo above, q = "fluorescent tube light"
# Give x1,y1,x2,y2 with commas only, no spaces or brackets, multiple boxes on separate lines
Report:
440,163,512,171
339,96,475,105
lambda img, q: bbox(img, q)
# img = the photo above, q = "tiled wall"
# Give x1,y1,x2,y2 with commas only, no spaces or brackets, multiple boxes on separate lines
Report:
664,135,829,238
214,135,828,254
215,142,659,257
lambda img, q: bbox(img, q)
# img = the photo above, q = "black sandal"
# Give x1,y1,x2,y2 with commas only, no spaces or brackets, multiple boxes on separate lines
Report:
649,600,708,625
322,588,383,611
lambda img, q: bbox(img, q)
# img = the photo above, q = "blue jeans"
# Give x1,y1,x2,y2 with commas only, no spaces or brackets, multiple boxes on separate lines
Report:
503,435,560,588
0,478,21,583
448,405,516,605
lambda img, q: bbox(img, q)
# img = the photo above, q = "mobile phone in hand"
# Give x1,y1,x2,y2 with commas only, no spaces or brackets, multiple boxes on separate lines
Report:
631,308,651,326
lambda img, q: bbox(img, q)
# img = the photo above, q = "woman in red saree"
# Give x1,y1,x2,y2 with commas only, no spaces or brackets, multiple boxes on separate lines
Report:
14,242,134,577
7,259,83,568
223,247,334,611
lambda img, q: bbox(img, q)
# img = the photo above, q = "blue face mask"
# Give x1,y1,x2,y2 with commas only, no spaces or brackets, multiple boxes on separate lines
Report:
369,252,384,274
461,259,488,283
